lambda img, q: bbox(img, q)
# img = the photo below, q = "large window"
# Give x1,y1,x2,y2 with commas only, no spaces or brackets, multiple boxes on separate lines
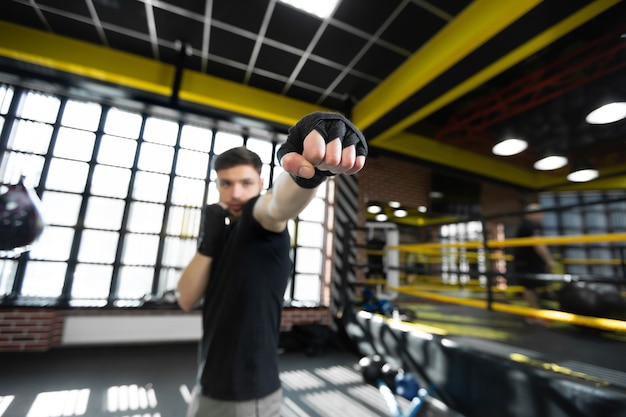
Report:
0,85,329,307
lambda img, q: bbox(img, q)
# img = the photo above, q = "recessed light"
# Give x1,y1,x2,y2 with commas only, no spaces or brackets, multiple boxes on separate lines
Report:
393,209,408,218
367,205,382,214
375,214,388,222
388,201,401,208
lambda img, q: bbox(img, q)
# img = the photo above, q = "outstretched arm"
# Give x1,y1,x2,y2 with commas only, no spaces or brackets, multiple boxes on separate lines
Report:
254,112,367,232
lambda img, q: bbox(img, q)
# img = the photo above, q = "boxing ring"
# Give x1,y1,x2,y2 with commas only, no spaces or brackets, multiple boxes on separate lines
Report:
336,221,626,417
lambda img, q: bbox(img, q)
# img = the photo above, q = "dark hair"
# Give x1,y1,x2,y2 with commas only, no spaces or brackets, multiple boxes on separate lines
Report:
214,146,262,174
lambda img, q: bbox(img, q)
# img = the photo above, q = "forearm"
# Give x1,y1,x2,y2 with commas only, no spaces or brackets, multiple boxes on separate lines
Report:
177,253,212,311
254,171,319,231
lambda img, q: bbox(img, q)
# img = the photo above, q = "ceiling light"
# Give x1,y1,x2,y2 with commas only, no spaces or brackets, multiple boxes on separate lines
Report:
585,102,626,124
375,213,388,222
492,138,528,156
388,201,401,208
278,0,340,19
567,168,599,182
418,206,427,213
367,204,382,214
567,160,599,182
393,209,408,218
533,154,568,171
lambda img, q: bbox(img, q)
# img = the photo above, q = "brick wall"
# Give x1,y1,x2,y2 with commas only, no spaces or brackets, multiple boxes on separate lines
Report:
0,308,64,351
359,154,431,208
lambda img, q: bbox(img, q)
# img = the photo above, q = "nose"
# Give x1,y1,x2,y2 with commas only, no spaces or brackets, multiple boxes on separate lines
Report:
231,182,244,199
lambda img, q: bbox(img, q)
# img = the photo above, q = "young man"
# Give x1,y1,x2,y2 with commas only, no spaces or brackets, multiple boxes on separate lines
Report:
177,112,367,417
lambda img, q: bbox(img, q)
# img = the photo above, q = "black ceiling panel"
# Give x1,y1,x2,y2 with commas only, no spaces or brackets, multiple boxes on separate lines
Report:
333,0,403,34
334,72,378,101
248,72,287,95
1,2,47,31
37,0,91,18
296,59,342,91
211,0,270,34
352,42,407,80
254,44,300,79
209,27,255,66
43,13,102,45
312,25,368,66
380,2,447,52
93,0,149,35
106,30,153,60
205,60,246,84
266,3,322,50
153,7,204,52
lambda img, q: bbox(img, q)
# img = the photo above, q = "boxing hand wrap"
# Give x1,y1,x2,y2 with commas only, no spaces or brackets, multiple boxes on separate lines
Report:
197,204,228,257
277,112,368,189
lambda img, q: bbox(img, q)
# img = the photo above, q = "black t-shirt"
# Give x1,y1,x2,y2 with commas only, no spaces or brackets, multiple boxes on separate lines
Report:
200,195,291,400
513,218,547,273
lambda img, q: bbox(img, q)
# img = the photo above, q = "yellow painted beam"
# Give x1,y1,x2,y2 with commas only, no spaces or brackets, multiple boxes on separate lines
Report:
0,21,174,96
365,0,621,160
0,21,327,129
179,71,328,128
376,131,558,188
353,0,541,131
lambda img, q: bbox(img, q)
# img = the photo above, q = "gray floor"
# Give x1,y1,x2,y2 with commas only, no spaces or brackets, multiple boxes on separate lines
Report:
0,342,408,417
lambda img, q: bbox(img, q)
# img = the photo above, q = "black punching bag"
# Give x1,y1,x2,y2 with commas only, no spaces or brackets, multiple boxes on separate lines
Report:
0,179,45,251
559,281,626,320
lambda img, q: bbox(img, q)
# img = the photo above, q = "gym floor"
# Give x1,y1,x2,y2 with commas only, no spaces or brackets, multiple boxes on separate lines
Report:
0,342,404,417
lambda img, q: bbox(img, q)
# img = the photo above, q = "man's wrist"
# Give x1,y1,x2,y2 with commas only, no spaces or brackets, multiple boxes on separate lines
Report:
290,172,327,189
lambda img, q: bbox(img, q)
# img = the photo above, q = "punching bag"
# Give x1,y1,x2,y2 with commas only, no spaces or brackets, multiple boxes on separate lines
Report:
0,179,45,251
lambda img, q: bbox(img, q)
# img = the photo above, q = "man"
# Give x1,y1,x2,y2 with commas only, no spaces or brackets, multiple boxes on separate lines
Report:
513,203,554,318
177,112,367,417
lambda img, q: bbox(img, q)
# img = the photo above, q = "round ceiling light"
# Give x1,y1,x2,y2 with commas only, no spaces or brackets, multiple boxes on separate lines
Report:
533,155,568,171
567,168,599,182
492,138,528,156
585,102,626,124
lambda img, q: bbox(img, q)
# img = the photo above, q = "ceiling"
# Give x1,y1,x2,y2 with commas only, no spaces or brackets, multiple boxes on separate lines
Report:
0,0,625,193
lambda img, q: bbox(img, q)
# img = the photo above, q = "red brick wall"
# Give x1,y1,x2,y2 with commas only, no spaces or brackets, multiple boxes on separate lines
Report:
0,308,64,351
359,154,431,209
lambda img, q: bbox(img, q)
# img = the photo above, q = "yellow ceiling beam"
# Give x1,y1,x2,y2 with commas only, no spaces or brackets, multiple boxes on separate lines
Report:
0,21,325,128
353,0,541,131
0,21,174,96
365,0,621,146
179,72,328,128
377,131,567,188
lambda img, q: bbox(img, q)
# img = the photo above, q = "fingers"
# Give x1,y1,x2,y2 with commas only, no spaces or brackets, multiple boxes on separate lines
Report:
281,129,366,178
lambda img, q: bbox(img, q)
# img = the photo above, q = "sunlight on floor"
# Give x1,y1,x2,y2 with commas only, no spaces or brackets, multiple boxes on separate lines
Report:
0,396,14,417
26,389,89,417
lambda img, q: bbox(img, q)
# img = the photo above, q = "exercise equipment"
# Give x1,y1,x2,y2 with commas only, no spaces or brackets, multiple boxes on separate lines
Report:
0,179,44,251
358,355,461,417
559,282,626,320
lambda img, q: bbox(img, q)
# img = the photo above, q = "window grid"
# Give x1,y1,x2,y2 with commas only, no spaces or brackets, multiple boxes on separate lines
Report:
540,191,626,280
0,85,327,307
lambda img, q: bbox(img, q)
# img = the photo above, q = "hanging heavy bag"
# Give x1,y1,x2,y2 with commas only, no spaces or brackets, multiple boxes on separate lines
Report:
0,179,45,251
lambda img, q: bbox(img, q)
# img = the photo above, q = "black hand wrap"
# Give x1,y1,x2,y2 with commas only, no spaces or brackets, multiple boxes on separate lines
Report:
277,112,368,189
197,204,228,258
